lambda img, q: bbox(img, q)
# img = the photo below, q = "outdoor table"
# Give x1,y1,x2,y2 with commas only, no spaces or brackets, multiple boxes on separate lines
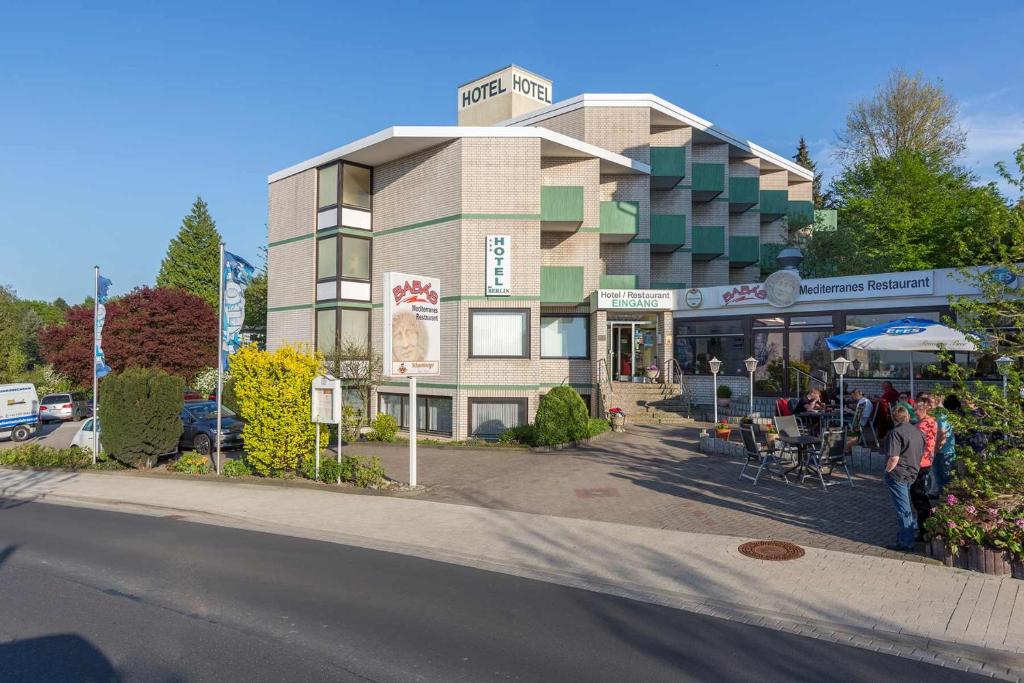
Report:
779,434,822,483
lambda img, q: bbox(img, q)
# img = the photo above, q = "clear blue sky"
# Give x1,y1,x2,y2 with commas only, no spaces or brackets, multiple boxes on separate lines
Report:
3,0,1022,302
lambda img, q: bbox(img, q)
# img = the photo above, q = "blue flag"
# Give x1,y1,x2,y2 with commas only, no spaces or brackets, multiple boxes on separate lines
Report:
95,275,112,379
221,251,255,370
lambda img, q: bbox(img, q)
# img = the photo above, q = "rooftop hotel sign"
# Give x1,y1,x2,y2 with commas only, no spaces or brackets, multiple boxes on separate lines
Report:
597,289,674,310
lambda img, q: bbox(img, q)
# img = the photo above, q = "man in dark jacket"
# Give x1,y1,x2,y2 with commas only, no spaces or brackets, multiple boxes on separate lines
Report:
883,405,925,551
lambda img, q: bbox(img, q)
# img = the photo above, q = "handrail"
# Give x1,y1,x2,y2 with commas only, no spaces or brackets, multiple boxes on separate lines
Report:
788,365,827,398
664,357,692,417
596,357,614,415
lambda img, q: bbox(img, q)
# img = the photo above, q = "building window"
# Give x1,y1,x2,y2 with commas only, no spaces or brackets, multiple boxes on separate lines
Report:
318,163,338,209
470,309,530,358
540,315,589,358
469,398,527,439
378,393,452,436
674,318,745,375
341,236,370,280
317,236,338,280
342,164,372,210
316,307,370,353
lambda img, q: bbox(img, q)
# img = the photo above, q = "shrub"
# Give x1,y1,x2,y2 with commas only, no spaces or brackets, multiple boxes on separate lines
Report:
498,424,537,446
99,367,184,468
585,418,609,438
340,455,386,487
318,457,342,483
534,386,589,446
717,385,732,399
230,344,319,476
0,444,91,469
369,413,398,443
172,452,213,474
221,458,251,477
339,404,362,444
91,453,127,471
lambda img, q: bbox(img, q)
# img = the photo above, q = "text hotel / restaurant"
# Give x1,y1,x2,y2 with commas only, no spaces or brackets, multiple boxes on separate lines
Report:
266,65,998,440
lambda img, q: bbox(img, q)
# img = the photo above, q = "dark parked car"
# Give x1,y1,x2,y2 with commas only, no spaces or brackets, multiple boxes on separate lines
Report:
179,400,244,455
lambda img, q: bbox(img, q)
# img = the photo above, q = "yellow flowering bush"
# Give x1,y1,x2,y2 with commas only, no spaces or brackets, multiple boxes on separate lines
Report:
230,344,320,476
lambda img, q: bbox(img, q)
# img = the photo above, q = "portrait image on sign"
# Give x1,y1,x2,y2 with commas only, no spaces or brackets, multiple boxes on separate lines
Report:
383,272,441,377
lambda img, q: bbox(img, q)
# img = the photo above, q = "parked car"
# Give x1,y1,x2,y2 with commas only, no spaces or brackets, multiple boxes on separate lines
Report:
39,392,89,422
179,400,244,455
70,418,103,454
0,383,40,442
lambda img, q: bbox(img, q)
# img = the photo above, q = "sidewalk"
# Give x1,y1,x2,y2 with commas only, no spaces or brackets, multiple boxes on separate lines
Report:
1,468,1021,679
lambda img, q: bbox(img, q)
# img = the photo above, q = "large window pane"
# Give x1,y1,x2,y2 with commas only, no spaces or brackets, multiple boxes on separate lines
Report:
316,309,335,351
675,319,744,337
317,236,338,280
541,316,587,358
788,330,832,393
318,164,338,209
341,236,370,280
753,330,785,393
380,394,404,427
341,164,372,209
471,310,527,357
417,396,452,435
339,309,369,350
471,400,524,438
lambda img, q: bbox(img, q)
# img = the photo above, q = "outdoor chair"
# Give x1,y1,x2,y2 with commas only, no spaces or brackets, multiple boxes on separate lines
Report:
739,424,784,486
861,401,882,449
818,427,854,489
773,415,802,464
775,398,793,417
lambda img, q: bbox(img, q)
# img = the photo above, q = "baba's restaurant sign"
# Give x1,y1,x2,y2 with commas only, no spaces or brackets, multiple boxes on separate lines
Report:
714,271,937,308
383,272,441,377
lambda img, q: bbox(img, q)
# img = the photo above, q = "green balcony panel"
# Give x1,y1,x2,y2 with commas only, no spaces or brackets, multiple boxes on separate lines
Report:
650,146,686,189
691,226,725,261
787,200,814,230
729,235,760,268
728,177,759,213
814,208,838,232
649,214,686,253
540,186,584,231
541,266,585,304
691,163,725,202
599,201,639,243
599,274,638,289
759,189,789,222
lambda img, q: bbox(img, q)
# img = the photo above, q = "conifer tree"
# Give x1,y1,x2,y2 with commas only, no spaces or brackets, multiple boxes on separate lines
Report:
793,137,826,208
156,197,222,306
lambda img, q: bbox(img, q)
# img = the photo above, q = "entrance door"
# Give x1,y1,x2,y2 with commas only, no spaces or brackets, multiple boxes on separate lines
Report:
608,321,657,382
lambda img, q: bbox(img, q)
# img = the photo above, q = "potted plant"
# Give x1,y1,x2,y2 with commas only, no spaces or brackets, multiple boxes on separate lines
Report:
714,420,731,441
608,407,626,433
765,425,779,448
716,384,732,408
645,363,659,381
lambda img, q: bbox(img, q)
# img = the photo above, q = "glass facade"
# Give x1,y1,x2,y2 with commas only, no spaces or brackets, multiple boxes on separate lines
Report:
341,236,370,280
378,393,452,436
316,308,370,353
317,163,338,209
342,164,372,209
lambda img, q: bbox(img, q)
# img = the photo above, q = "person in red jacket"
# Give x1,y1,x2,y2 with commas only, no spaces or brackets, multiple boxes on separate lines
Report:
881,380,900,406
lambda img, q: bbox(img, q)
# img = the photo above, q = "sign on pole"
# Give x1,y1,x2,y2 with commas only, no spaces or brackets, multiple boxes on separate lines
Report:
383,272,441,488
312,375,342,481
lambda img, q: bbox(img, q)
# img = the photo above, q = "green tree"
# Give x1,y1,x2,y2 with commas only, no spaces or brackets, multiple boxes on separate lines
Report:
243,245,268,348
793,137,826,208
0,286,27,382
157,197,222,307
836,69,966,167
99,367,184,468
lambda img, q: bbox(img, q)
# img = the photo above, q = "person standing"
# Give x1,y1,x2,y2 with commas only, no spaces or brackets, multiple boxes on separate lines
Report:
883,405,925,551
896,392,917,424
930,395,958,497
881,381,900,406
912,400,937,536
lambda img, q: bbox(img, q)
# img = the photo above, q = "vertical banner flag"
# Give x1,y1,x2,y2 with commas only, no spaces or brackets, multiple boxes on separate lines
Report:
221,251,255,370
95,275,112,379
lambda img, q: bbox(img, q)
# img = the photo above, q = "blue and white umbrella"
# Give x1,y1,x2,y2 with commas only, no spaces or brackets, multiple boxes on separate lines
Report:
826,317,981,394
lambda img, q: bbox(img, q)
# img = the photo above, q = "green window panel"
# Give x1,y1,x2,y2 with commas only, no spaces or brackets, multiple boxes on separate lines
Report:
649,214,686,253
540,266,584,304
599,274,638,289
729,235,760,267
728,177,759,213
540,186,584,229
691,163,725,202
787,200,815,229
598,201,639,243
759,190,789,222
650,146,686,189
814,208,838,231
691,226,725,261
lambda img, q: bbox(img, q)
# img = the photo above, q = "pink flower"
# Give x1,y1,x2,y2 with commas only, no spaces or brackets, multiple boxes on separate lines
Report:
946,495,958,505
965,505,976,515
1016,519,1024,530
947,521,957,529
987,508,999,517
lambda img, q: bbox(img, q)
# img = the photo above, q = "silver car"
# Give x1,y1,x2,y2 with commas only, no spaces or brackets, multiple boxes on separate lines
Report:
39,392,89,422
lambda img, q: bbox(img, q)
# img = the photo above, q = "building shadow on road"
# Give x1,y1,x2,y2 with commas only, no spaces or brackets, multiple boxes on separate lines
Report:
0,634,119,683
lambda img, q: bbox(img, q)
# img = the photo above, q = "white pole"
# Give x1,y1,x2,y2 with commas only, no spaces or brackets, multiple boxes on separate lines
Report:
92,266,99,465
1003,374,1008,398
839,374,845,430
409,376,417,487
748,370,754,416
215,244,224,475
314,423,320,480
712,372,718,425
909,352,915,398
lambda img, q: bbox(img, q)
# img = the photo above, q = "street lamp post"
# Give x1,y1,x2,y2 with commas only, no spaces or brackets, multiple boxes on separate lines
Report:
709,357,722,425
832,356,852,430
996,355,1013,398
744,357,758,417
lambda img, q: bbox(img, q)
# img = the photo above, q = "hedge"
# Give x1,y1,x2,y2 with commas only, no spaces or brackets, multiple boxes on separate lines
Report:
99,367,184,468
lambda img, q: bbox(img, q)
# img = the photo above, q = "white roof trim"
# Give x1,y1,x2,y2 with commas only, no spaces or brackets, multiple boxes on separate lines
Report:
497,94,814,181
268,125,649,183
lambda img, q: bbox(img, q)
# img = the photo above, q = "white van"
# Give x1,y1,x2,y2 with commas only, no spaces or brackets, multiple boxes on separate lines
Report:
0,383,40,442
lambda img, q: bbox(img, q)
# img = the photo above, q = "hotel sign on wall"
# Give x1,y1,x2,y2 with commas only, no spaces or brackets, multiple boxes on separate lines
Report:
485,235,511,296
596,289,674,310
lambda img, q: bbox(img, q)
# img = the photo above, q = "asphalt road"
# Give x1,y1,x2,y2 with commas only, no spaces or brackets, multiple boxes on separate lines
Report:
0,500,988,683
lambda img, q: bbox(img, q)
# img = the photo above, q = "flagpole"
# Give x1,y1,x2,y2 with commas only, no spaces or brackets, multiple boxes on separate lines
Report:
216,244,224,475
92,266,99,465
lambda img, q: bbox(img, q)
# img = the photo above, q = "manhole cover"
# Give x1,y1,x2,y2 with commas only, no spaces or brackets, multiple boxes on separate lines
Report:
737,540,805,561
